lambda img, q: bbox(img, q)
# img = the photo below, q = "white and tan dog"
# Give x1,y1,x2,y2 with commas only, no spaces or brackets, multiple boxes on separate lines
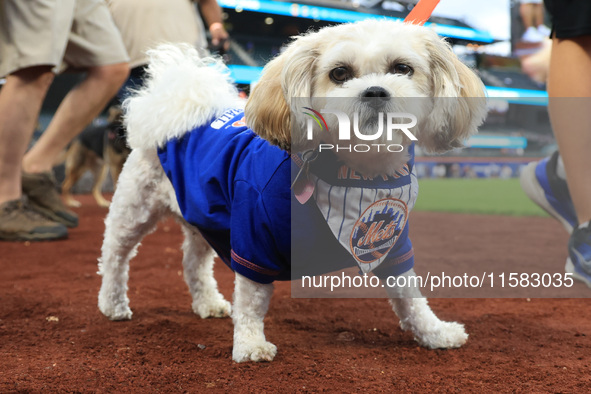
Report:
98,20,487,363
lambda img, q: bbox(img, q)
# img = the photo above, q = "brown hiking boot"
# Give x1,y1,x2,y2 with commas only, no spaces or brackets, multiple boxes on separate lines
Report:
22,171,79,228
0,198,68,241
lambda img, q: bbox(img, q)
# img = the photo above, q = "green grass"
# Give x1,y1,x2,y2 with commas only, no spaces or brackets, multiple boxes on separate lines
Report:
414,178,549,217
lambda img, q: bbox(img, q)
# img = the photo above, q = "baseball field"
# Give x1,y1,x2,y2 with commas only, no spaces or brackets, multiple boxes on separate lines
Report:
1,180,590,392
414,178,547,216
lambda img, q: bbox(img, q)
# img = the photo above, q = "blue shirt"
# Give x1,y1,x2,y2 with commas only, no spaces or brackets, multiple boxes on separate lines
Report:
158,109,415,283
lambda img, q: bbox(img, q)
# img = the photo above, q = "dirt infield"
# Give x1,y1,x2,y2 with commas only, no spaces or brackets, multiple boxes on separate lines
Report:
1,194,590,392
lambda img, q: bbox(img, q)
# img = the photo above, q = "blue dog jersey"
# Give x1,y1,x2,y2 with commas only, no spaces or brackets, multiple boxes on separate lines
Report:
157,109,416,284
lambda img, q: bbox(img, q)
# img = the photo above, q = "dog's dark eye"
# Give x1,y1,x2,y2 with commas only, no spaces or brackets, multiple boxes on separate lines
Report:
329,67,352,83
391,63,413,76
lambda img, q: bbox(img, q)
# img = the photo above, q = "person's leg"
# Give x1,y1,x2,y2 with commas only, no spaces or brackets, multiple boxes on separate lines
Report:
16,0,129,227
17,62,128,228
0,66,68,241
520,2,544,42
520,39,552,84
545,35,591,284
22,62,129,174
520,3,535,30
547,35,591,225
534,3,545,28
0,66,54,205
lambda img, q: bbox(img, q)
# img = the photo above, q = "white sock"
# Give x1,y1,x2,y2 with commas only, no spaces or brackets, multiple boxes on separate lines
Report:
556,154,567,181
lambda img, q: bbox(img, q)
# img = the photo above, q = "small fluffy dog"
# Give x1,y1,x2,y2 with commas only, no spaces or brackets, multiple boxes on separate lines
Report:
98,20,487,362
62,106,130,208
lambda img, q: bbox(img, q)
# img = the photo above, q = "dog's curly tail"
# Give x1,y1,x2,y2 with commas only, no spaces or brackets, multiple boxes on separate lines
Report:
123,43,243,150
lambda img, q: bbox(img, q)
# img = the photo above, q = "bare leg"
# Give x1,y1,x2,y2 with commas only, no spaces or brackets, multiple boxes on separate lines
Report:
520,3,535,30
22,63,129,174
547,36,591,224
521,39,552,84
0,66,54,205
534,3,545,28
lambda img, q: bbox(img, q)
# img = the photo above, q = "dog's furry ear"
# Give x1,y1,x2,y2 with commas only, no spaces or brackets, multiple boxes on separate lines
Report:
245,36,318,151
418,31,487,153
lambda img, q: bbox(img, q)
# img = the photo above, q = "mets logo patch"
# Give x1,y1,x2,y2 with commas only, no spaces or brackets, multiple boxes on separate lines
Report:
232,117,246,128
350,198,408,264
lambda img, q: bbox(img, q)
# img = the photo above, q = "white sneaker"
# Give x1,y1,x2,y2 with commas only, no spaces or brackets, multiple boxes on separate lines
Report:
522,26,544,43
537,24,551,38
519,152,577,234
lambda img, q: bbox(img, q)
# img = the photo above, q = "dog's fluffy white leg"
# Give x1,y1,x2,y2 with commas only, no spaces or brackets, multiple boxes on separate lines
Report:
180,225,231,318
232,273,277,362
385,269,468,349
98,149,166,320
98,44,242,322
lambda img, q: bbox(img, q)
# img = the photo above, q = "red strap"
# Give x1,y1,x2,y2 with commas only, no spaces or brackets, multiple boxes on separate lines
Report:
404,0,441,25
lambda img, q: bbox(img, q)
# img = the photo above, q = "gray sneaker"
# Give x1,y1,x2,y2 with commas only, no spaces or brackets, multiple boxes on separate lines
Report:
22,171,79,228
0,198,68,241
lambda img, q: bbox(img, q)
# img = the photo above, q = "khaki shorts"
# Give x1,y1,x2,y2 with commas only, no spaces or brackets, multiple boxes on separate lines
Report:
0,0,129,77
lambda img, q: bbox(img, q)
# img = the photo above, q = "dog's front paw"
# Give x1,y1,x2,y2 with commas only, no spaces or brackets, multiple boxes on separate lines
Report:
192,297,231,319
232,341,277,363
414,321,468,349
99,302,133,321
98,292,133,321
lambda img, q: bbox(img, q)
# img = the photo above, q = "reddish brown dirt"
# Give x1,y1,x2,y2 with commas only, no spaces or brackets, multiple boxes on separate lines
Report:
1,194,590,392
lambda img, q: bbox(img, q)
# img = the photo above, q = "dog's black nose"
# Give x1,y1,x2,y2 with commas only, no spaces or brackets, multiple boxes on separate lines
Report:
361,86,390,109
362,86,390,99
